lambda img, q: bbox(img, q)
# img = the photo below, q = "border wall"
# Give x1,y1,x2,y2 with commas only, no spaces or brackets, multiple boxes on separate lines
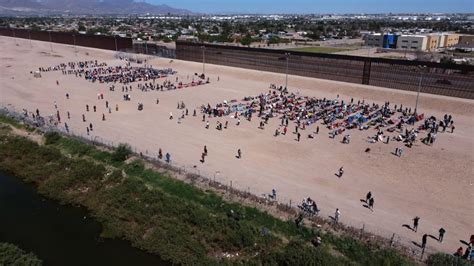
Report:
176,41,474,99
133,42,176,58
0,28,133,51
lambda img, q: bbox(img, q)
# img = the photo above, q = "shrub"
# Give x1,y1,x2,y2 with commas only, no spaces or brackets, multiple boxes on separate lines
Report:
0,242,42,266
112,143,132,162
427,253,471,266
44,131,62,145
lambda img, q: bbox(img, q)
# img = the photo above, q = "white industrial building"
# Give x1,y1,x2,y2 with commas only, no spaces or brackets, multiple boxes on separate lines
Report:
365,33,383,47
396,35,427,51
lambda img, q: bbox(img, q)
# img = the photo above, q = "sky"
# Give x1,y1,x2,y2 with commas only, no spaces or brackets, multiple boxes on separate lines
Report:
147,0,474,14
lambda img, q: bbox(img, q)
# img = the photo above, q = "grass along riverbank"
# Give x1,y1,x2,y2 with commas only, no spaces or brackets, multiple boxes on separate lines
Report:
0,117,417,265
0,242,42,266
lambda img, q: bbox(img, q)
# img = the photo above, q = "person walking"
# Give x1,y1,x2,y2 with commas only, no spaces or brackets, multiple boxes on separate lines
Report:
86,104,89,112
297,132,301,142
82,114,86,122
338,167,344,177
67,111,70,119
366,191,372,202
237,149,241,159
165,152,171,163
334,208,340,223
438,228,446,243
102,113,106,121
204,145,208,156
158,148,163,159
93,105,96,112
413,216,420,232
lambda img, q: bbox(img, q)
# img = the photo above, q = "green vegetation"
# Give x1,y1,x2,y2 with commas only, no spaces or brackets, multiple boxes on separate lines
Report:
287,46,357,54
0,242,42,266
111,143,132,162
0,114,23,129
0,116,415,265
427,253,471,266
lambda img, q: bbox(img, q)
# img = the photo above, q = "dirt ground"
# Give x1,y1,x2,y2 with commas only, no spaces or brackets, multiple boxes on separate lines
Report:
1,36,472,255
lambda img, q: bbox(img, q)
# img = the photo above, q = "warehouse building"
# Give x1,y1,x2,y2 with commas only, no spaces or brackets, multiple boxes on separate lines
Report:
396,35,427,51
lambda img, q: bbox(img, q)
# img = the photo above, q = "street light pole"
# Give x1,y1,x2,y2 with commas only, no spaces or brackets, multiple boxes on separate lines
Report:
285,52,290,89
201,46,206,75
12,28,17,46
28,30,32,48
48,31,53,52
73,34,77,56
415,65,426,115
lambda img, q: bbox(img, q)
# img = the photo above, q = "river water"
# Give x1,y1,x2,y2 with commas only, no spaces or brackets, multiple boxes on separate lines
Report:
0,172,168,266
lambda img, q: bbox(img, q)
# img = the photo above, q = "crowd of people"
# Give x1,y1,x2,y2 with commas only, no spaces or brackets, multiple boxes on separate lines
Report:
37,60,107,73
21,59,471,260
198,84,455,155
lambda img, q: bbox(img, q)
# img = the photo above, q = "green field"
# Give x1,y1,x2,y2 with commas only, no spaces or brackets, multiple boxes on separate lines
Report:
287,46,357,54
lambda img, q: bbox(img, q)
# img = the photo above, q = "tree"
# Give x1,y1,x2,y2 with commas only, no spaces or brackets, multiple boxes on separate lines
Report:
240,33,252,46
78,22,86,32
440,56,456,65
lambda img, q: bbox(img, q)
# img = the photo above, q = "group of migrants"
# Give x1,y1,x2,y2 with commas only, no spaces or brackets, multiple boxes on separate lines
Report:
198,84,455,158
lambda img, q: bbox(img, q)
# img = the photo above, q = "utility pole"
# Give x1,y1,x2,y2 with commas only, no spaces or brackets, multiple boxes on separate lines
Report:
28,29,32,48
285,52,290,89
48,31,53,52
114,35,118,52
201,45,206,75
415,65,426,115
73,34,77,56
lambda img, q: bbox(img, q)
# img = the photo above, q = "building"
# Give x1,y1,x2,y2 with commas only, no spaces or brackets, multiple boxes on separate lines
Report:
458,35,474,47
396,35,427,51
442,33,459,47
365,33,383,47
382,34,397,48
426,34,440,51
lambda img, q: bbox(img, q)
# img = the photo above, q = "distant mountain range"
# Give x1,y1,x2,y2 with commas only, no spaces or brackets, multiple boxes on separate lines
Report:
0,0,191,15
